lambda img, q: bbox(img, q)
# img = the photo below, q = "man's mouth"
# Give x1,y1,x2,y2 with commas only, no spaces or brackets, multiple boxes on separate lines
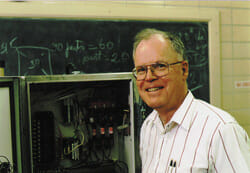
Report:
146,87,163,92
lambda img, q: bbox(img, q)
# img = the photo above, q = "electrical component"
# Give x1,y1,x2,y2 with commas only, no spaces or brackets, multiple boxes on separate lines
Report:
63,98,74,124
32,111,55,169
29,80,131,172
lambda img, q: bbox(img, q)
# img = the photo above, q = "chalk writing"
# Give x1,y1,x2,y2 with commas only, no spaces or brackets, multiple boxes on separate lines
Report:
0,18,209,104
82,51,102,64
1,37,130,75
10,37,54,75
28,58,40,70
98,39,114,50
65,40,85,58
0,42,7,55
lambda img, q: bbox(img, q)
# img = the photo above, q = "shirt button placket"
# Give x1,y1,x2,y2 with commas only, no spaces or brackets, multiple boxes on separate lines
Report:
154,131,166,172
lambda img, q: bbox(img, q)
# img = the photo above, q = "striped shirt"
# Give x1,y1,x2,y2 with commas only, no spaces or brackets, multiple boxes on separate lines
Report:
140,92,250,173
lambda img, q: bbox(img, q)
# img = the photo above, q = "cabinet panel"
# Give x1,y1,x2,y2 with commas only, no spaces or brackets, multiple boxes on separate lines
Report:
0,87,13,165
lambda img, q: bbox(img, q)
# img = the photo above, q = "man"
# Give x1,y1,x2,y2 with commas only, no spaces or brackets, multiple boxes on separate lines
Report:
132,28,250,173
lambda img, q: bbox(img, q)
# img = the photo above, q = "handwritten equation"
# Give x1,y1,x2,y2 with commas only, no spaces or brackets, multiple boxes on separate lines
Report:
0,37,130,75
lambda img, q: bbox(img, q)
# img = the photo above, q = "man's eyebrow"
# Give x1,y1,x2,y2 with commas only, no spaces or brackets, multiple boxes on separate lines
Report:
135,61,169,68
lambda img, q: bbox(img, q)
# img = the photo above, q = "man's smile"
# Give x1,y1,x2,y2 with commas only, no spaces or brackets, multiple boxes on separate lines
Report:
146,87,164,92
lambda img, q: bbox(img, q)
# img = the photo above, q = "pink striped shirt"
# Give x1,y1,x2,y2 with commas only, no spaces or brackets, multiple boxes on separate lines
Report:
140,92,250,173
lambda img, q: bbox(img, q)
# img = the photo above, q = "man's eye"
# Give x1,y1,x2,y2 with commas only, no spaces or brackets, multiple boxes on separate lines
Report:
154,63,167,70
137,67,146,74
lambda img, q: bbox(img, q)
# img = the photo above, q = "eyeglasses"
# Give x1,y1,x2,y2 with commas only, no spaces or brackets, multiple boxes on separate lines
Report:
132,61,183,81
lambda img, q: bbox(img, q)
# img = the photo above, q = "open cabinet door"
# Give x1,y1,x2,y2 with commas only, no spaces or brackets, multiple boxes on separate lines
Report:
0,77,22,173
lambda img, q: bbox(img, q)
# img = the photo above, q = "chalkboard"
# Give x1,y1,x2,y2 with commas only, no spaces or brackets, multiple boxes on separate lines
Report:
0,18,209,102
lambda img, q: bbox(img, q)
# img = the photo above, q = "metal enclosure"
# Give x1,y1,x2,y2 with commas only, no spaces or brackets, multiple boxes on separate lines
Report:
0,72,140,173
0,77,22,172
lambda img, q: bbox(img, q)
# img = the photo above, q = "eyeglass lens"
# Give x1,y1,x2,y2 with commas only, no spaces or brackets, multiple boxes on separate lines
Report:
135,63,169,80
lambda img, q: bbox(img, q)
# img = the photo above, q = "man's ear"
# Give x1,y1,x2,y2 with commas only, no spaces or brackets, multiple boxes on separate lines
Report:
182,61,189,79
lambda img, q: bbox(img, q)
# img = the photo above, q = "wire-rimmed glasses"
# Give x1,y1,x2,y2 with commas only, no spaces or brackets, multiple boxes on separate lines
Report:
132,61,183,81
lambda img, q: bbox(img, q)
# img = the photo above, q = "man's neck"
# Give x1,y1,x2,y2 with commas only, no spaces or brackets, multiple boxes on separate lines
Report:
157,90,189,126
157,108,177,126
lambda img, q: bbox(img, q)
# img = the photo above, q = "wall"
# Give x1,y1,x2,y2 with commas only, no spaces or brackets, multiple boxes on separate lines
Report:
197,1,250,135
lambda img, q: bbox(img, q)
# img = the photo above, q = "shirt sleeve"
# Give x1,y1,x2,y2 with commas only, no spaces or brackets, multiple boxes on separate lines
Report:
210,122,250,172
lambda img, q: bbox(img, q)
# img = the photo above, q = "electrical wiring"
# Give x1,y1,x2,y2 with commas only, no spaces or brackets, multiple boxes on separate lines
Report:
114,160,128,173
27,80,134,172
0,155,9,164
103,146,112,160
64,130,85,155
0,155,12,173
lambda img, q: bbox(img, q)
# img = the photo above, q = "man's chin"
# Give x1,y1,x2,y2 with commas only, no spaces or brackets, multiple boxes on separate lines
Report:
146,102,162,109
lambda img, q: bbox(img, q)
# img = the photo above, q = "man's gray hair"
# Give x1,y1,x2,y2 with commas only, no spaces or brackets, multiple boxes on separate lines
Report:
133,28,186,60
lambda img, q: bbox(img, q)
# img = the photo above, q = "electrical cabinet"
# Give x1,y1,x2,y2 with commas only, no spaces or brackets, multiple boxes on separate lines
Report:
0,73,141,173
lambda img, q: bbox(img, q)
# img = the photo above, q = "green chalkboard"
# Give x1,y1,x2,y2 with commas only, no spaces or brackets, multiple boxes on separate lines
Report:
0,18,209,102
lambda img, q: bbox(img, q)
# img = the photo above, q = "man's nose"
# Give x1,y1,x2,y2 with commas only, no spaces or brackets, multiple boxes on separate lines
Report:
144,67,157,81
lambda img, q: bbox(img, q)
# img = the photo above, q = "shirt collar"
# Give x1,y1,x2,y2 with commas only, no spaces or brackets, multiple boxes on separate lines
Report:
147,91,194,132
170,91,194,131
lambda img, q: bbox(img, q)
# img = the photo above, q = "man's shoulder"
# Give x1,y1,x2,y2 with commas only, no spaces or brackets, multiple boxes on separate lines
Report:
194,98,237,125
141,110,157,128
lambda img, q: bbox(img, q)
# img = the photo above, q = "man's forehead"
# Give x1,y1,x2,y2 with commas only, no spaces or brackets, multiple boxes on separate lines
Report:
144,34,167,43
138,34,168,49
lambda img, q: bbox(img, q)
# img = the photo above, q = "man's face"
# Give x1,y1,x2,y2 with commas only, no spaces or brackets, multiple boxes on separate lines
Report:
134,35,188,111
